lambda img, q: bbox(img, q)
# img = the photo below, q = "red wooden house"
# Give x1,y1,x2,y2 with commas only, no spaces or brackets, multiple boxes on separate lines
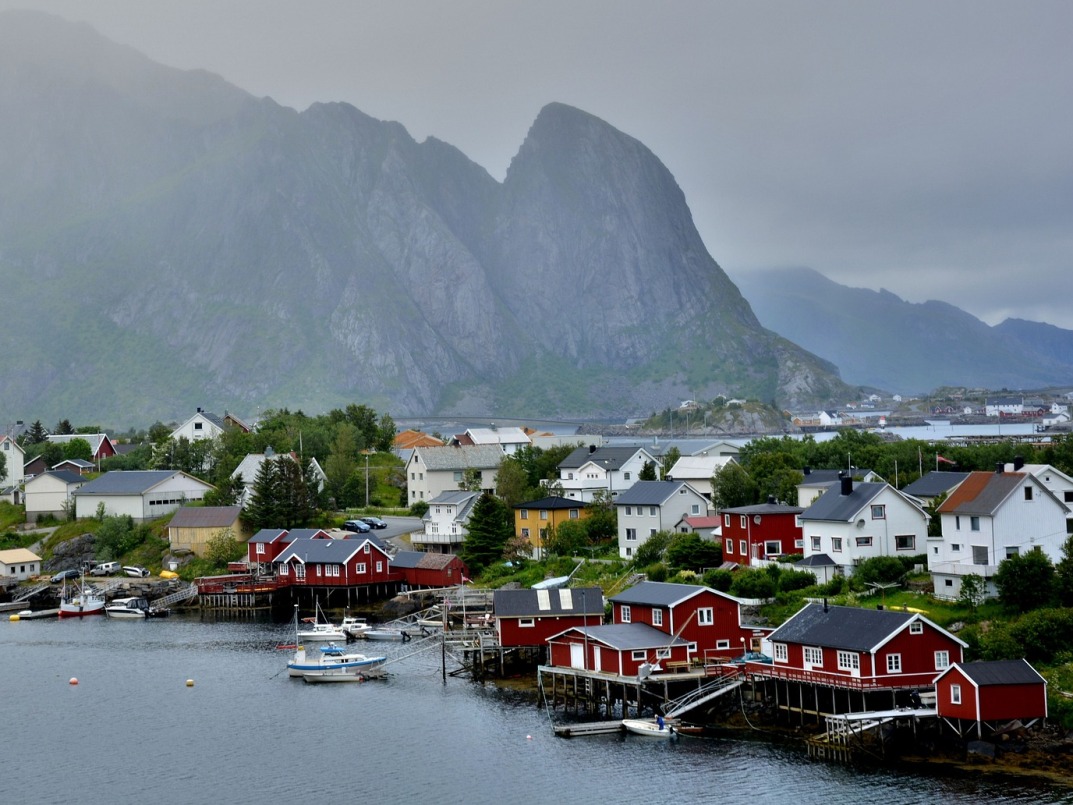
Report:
274,535,398,588
608,581,769,662
493,586,604,648
391,550,469,589
246,528,330,568
934,659,1048,737
758,602,967,691
547,623,690,677
720,500,803,567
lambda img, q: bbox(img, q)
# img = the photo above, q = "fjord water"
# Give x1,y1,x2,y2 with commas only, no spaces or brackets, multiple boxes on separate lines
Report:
2,616,1067,805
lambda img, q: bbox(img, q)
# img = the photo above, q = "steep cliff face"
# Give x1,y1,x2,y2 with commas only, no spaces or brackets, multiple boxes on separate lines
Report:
0,11,847,424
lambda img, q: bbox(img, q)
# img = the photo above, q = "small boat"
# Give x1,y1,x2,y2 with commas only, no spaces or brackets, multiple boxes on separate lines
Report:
105,597,150,619
340,614,372,640
364,627,409,642
57,574,105,618
622,718,676,738
287,643,386,679
297,603,346,642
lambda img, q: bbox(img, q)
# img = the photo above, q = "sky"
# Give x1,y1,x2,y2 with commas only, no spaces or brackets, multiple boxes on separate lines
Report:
5,0,1073,329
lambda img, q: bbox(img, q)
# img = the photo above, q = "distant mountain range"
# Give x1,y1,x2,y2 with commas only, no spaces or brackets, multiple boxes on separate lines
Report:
0,10,848,427
731,267,1073,394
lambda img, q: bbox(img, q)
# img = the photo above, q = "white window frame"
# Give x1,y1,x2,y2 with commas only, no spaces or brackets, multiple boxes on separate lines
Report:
724,514,730,527
886,653,902,673
620,605,631,623
773,643,788,662
625,528,637,541
934,650,950,670
697,607,714,625
950,683,961,705
831,537,843,553
356,563,366,574
909,621,923,634
519,618,535,628
803,646,823,668
764,540,781,556
716,639,731,650
837,650,859,673
652,609,663,627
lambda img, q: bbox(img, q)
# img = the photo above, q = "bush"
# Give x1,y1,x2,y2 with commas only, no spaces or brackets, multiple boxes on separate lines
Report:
854,556,906,586
817,575,847,596
730,568,776,599
703,568,734,592
408,500,429,518
778,569,817,593
634,531,673,567
646,563,668,582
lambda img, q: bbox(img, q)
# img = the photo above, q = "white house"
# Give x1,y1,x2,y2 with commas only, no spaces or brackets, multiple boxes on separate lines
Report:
0,434,26,501
0,548,41,581
413,490,481,554
23,470,87,522
1003,460,1073,533
73,470,215,521
613,480,709,559
170,409,250,442
405,445,503,505
555,445,660,502
929,469,1071,600
796,467,879,508
665,453,735,501
454,427,531,455
985,396,1023,417
230,450,328,505
799,476,929,577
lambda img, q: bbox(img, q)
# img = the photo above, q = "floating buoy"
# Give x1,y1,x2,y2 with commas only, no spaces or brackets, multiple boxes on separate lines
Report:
69,677,78,685
9,614,19,622
526,735,532,741
185,679,195,687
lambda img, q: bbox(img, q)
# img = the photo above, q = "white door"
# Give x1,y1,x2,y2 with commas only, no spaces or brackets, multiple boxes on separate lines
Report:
592,648,601,673
570,642,585,669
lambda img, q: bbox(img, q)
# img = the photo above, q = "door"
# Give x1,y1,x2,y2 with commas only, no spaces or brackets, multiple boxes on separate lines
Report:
570,642,585,669
592,647,601,673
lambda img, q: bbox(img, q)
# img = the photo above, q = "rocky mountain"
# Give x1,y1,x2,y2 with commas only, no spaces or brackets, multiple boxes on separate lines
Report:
731,267,1073,393
0,11,848,426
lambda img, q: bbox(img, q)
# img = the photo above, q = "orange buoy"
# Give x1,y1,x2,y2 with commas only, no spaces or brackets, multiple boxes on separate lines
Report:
69,678,78,685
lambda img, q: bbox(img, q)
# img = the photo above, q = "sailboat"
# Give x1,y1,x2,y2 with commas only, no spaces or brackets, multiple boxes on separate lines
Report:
296,601,346,642
58,571,105,618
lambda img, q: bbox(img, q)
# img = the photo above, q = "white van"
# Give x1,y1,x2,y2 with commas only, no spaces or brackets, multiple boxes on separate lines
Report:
90,561,121,576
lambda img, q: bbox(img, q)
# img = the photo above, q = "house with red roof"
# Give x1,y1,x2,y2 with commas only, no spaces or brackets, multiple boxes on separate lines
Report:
391,550,469,589
928,467,1071,600
934,659,1048,737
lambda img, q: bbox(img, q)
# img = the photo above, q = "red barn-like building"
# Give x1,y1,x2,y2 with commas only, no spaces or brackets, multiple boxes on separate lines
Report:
608,581,769,662
274,536,398,588
493,586,604,648
758,603,966,691
720,500,803,566
548,623,690,677
247,528,331,568
935,659,1048,737
391,550,469,589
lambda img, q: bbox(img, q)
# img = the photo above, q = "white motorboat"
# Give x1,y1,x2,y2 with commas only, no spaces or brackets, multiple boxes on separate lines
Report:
287,643,386,680
105,597,150,619
622,718,676,738
340,614,373,639
364,627,409,642
297,603,345,642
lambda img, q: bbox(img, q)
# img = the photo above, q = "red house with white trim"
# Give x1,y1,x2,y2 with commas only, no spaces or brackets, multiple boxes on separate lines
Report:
758,602,966,691
493,586,604,648
720,500,803,566
547,623,690,677
247,528,330,568
274,535,398,587
391,550,469,589
608,581,769,662
934,659,1048,737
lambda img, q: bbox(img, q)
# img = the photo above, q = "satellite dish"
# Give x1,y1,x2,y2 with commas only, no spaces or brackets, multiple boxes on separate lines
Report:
856,519,866,529
753,515,762,524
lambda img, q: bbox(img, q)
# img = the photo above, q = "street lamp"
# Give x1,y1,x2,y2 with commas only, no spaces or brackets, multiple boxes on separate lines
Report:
364,453,370,507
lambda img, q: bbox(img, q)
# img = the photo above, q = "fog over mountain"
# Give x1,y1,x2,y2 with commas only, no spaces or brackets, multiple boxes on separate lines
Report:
0,11,848,426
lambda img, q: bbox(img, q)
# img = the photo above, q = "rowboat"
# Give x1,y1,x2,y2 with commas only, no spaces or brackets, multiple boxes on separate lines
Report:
622,718,675,738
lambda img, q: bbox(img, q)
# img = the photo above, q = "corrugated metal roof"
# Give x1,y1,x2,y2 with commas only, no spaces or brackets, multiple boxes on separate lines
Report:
766,603,913,652
167,506,242,529
562,623,688,651
613,480,690,506
902,471,971,498
609,580,725,608
799,481,886,522
493,586,604,617
956,659,1045,686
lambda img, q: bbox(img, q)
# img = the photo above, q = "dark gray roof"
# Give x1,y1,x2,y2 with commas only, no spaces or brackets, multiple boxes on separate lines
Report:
284,528,332,542
795,553,836,568
902,471,971,498
609,580,727,608
167,506,242,528
34,470,86,486
54,458,94,469
340,533,389,552
248,528,287,544
954,659,1045,686
276,536,387,564
414,444,504,471
720,501,803,516
558,445,649,470
613,480,691,506
390,551,462,570
560,622,689,651
73,470,206,496
514,496,588,511
766,603,914,651
799,481,886,522
493,586,604,618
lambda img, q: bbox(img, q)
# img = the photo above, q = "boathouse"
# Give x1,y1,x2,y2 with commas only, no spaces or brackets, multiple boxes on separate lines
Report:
493,586,604,648
608,581,768,662
934,659,1048,737
547,623,690,676
391,550,468,589
274,535,397,589
247,528,330,570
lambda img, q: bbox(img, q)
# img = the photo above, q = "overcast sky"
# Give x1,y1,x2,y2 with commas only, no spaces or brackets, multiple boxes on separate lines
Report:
7,1,1073,328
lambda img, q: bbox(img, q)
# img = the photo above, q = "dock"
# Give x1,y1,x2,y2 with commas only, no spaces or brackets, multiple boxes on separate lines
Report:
10,608,58,619
553,720,626,738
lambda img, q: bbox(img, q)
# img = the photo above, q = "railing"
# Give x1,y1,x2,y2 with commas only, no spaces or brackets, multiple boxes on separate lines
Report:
929,561,999,577
664,673,744,718
749,664,938,691
152,584,198,608
12,581,50,603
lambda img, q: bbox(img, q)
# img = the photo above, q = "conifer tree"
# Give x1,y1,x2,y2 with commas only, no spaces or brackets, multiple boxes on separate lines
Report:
459,492,514,573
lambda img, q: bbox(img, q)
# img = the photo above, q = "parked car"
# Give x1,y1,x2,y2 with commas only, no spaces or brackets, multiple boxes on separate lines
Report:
122,566,150,578
342,519,372,533
90,561,121,576
50,569,81,583
729,651,773,665
360,516,388,529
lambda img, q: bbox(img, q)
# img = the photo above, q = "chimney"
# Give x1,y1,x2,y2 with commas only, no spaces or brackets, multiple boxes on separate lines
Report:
197,407,203,414
841,475,853,496
823,598,829,613
767,495,776,505
996,462,1004,474
1014,455,1025,471
589,445,597,454
803,466,811,476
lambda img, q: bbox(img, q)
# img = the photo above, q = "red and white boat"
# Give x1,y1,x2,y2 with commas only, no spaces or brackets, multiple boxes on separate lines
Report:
58,574,105,618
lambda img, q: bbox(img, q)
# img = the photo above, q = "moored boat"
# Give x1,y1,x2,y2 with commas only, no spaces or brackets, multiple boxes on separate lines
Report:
287,643,387,679
105,596,150,619
364,627,409,642
57,573,105,618
340,614,372,639
622,718,675,738
297,602,346,642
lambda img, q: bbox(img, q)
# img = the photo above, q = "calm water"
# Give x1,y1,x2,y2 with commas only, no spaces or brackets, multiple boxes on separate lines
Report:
2,614,1069,805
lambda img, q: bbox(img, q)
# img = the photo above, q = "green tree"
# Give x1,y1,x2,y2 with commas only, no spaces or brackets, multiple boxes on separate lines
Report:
243,457,281,530
26,420,48,444
958,574,986,612
460,492,514,573
1055,535,1073,607
63,437,93,462
638,460,658,481
458,468,483,492
494,455,532,508
583,490,617,543
323,424,358,506
545,519,588,557
206,528,245,567
994,550,1056,612
664,533,722,572
711,462,758,510
730,568,776,599
375,414,397,453
658,447,681,479
853,556,906,586
203,474,245,507
54,419,74,435
634,530,673,567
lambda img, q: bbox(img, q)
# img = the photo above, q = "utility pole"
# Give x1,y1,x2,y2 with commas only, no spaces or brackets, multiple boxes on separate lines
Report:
365,453,370,507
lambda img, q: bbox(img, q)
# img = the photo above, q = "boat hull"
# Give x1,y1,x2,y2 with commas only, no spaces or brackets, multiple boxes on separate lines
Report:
365,629,407,641
105,609,147,619
58,600,105,618
622,719,675,738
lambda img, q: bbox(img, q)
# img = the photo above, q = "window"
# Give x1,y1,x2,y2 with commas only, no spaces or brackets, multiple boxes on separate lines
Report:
837,651,859,672
623,472,631,481
697,607,714,625
1066,491,1073,503
650,506,657,516
650,529,657,537
521,528,530,539
356,563,366,573
1024,486,1033,501
955,515,961,530
725,538,733,554
951,543,961,552
972,545,989,565
855,536,872,547
724,514,730,527
691,504,700,515
803,646,823,667
539,510,548,520
621,605,631,623
280,564,289,575
453,471,463,482
655,648,671,660
895,535,915,551
376,561,382,573
569,509,579,519
520,509,528,520
739,540,747,556
871,505,886,520
970,516,980,532
773,643,788,662
740,515,747,529
256,543,264,556
625,547,632,557
1005,546,1020,559
194,421,203,430
631,650,647,661
950,683,961,705
795,538,804,549
625,528,637,541
765,541,781,556
519,618,535,628
886,654,902,673
716,639,730,650
811,536,821,551
944,579,953,588
652,609,663,627
934,651,950,670
625,506,633,516
909,621,923,634
831,537,843,552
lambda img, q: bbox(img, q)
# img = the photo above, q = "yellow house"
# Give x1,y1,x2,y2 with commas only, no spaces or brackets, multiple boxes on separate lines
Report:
165,506,248,558
513,496,590,557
